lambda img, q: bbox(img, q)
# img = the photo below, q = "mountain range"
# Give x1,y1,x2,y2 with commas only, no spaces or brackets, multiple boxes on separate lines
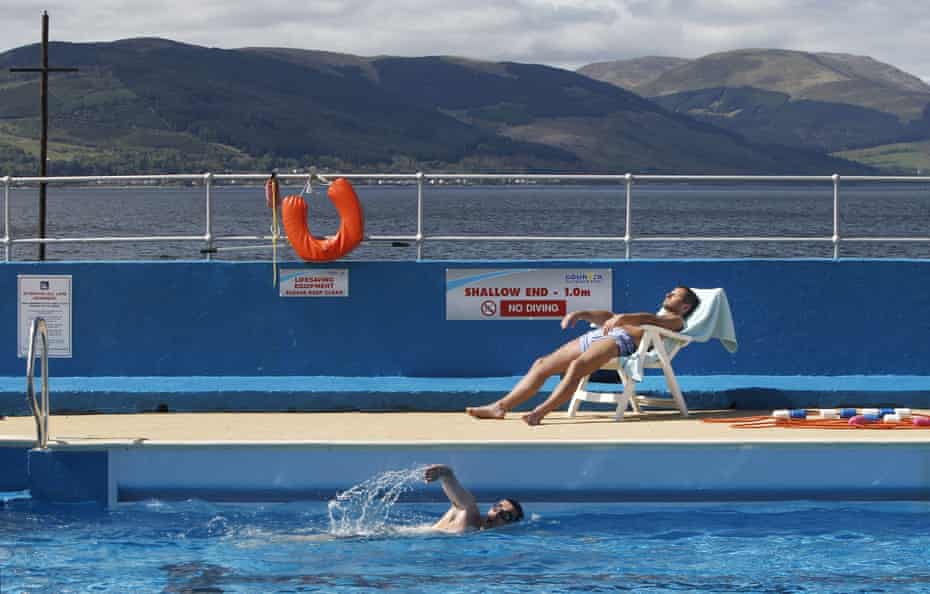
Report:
579,49,930,172
1,40,923,175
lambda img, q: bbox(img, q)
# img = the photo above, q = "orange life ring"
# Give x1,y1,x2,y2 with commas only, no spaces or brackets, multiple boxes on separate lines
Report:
281,177,364,262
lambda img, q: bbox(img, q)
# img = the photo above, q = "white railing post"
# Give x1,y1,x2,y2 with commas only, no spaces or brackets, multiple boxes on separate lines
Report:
624,173,633,260
832,173,840,260
3,176,10,262
416,171,424,261
203,172,214,260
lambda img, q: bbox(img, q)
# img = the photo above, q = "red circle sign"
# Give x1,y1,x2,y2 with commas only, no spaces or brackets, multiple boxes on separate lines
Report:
480,300,497,316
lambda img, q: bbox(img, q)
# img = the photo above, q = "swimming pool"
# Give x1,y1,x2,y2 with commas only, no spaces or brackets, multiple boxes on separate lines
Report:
3,496,928,593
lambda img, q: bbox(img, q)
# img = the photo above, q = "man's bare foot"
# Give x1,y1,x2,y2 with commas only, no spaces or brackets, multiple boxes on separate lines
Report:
521,410,544,426
466,404,506,419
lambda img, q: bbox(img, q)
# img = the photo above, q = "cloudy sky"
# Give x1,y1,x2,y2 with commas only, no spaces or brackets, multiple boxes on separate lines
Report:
4,1,929,81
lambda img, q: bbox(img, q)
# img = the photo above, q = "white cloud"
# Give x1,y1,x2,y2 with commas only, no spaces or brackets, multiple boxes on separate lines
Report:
2,0,929,82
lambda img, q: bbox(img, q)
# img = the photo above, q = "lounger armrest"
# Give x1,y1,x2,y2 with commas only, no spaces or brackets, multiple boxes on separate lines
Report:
639,324,694,343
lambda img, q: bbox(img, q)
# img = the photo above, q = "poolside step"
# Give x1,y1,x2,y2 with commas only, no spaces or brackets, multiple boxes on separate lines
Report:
0,375,928,415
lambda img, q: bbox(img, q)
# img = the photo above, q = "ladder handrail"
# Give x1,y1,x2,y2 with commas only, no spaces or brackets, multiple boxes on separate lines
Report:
25,317,50,449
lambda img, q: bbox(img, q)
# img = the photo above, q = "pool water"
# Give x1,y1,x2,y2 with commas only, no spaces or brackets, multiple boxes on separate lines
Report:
2,497,929,593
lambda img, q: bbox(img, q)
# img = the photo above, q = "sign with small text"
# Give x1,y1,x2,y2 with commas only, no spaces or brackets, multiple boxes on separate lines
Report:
18,275,72,358
279,269,349,297
446,268,611,320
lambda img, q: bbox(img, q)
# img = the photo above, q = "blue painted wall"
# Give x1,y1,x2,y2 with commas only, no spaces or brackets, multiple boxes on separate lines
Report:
0,260,927,377
0,447,29,490
28,449,110,504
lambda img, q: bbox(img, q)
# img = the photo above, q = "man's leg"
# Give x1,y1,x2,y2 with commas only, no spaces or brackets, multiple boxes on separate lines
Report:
521,338,619,426
466,337,583,419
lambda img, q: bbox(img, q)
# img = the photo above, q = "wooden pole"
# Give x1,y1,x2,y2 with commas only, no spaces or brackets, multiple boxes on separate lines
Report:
38,11,49,261
9,11,78,260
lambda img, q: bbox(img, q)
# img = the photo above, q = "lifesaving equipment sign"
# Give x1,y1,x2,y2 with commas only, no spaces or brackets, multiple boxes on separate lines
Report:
279,269,349,297
446,269,611,320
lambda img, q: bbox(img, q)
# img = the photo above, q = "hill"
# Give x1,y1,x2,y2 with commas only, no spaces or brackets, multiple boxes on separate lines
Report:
578,49,930,157
577,56,688,90
835,140,930,174
0,39,871,175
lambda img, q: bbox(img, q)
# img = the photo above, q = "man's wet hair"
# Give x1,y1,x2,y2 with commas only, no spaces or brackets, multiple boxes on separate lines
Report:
504,498,524,522
678,286,700,319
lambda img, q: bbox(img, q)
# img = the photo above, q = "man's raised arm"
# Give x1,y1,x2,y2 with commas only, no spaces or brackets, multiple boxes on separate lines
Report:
561,310,616,329
424,465,478,511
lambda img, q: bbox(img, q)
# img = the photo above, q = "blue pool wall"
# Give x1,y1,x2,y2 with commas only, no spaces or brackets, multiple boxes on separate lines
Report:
1,259,928,377
0,446,28,490
8,441,930,506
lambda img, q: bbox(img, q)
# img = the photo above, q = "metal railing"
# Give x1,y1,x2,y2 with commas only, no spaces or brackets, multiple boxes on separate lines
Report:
2,172,930,262
25,317,50,449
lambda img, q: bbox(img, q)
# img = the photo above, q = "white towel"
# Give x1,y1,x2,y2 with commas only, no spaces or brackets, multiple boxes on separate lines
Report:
681,288,738,353
623,287,738,381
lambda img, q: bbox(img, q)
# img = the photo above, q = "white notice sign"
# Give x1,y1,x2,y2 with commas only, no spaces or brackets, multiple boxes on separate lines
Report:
446,268,612,320
279,269,349,297
18,275,73,358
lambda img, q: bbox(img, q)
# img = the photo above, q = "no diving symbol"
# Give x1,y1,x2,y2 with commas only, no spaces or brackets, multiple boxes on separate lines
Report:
480,300,497,317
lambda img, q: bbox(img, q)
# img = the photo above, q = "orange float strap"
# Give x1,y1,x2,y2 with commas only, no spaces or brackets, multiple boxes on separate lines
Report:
281,177,364,262
265,174,282,286
703,408,930,429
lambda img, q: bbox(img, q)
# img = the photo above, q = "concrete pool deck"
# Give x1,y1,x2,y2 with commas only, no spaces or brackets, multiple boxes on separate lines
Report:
3,409,930,445
5,410,930,505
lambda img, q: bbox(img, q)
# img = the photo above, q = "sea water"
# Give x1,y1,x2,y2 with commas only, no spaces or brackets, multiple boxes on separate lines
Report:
2,468,929,593
5,182,930,260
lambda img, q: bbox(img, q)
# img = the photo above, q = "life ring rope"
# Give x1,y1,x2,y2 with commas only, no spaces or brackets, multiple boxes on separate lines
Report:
264,173,282,286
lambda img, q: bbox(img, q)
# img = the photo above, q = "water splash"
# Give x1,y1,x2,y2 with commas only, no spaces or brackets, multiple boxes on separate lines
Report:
327,465,426,536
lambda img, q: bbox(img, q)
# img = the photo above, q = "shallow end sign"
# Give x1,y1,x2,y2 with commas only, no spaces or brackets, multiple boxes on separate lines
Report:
446,269,612,320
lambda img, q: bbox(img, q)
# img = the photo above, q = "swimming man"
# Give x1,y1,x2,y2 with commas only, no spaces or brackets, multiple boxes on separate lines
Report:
425,464,523,533
467,286,700,426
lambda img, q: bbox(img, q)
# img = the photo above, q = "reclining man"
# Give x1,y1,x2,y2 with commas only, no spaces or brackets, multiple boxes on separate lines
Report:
467,286,700,426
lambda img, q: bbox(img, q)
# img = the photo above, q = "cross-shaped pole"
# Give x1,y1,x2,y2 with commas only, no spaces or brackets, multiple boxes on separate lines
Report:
10,11,78,260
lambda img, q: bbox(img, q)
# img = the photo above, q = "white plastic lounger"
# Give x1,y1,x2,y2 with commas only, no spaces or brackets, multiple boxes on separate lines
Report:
567,288,738,421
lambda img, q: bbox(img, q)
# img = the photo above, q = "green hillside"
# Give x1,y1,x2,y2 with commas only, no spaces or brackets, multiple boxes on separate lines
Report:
0,39,871,175
834,141,930,174
649,86,913,152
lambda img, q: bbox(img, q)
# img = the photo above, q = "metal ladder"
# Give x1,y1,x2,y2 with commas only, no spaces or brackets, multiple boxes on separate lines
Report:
25,317,50,449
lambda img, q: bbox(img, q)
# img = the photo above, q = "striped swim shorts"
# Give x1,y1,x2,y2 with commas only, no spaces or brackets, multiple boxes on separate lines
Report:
579,328,636,356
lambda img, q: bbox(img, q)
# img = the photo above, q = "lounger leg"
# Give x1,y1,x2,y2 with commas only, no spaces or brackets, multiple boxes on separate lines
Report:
650,336,688,418
614,373,636,421
568,376,590,417
617,368,641,415
614,383,634,421
567,397,581,417
661,363,688,417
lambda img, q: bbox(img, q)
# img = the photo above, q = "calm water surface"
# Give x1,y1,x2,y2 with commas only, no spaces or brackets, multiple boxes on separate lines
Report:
3,182,929,260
